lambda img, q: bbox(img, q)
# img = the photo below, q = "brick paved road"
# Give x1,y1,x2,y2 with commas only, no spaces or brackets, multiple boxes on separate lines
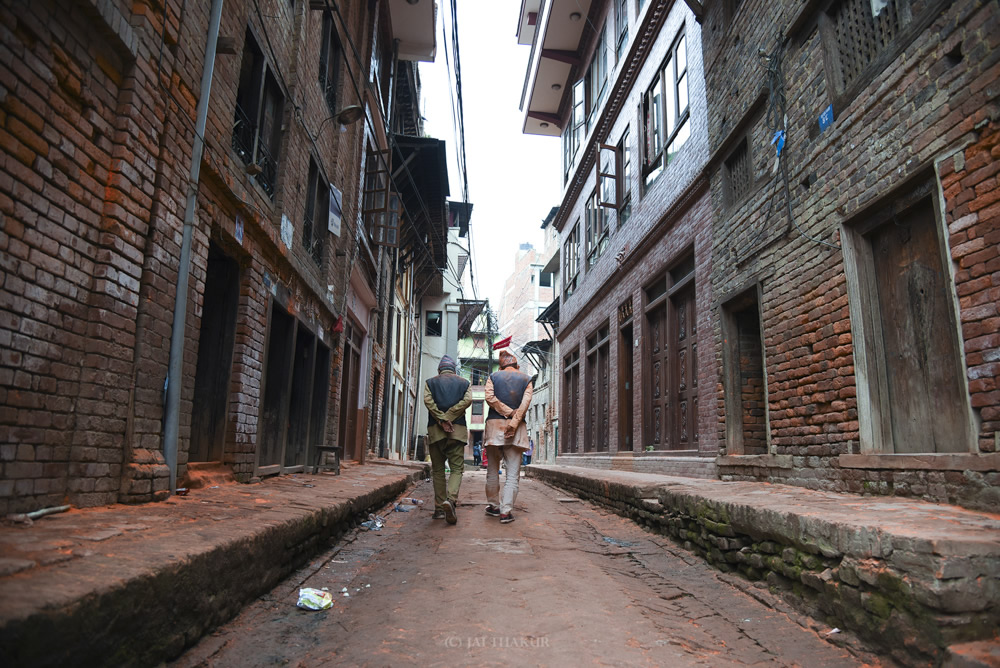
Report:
173,471,889,667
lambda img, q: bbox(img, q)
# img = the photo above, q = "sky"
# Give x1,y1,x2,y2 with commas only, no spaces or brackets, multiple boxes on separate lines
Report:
419,1,562,309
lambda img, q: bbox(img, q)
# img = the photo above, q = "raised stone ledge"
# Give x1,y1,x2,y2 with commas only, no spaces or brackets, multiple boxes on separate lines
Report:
839,453,1000,471
717,454,794,469
526,464,1000,667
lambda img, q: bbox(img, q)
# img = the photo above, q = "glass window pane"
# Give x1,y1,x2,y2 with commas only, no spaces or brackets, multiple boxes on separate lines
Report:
677,72,688,116
665,68,676,137
676,36,686,75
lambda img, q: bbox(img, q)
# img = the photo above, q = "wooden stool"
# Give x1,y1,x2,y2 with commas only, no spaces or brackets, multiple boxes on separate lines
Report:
313,445,341,475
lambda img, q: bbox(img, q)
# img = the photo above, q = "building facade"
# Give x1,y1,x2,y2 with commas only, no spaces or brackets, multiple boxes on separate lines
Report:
0,0,446,513
519,0,719,476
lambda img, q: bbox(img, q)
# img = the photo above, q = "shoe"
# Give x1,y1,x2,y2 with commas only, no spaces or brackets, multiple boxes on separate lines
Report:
431,509,446,520
499,512,514,524
484,505,500,517
442,499,457,525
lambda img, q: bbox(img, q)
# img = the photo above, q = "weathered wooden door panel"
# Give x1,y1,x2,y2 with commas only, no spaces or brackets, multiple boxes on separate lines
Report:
619,323,634,452
869,203,968,453
646,303,668,448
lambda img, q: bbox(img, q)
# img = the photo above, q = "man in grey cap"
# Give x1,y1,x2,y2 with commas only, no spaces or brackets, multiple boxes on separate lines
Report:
423,355,473,524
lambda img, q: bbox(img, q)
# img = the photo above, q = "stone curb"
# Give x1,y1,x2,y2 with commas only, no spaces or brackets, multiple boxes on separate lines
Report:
0,466,427,667
526,464,1000,667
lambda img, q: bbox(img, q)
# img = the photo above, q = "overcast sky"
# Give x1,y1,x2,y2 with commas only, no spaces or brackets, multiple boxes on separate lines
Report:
420,1,562,308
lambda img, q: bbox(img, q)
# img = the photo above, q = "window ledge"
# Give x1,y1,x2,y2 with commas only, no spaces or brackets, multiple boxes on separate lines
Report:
839,453,1000,472
717,454,793,469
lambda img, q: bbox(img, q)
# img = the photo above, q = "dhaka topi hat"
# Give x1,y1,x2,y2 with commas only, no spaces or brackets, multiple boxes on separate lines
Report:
498,350,518,369
438,355,457,373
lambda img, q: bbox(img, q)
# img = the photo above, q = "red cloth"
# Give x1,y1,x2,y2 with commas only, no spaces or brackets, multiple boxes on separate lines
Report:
492,335,512,350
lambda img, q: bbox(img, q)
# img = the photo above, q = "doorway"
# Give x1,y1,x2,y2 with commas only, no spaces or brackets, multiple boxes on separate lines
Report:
845,189,974,453
338,320,363,461
259,304,295,472
619,321,634,452
190,242,240,463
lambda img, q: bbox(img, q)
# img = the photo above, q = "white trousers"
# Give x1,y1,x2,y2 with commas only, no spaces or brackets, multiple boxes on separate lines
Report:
485,444,522,515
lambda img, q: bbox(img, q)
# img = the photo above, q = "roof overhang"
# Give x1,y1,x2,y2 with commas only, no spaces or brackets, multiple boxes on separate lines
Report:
520,0,592,137
394,135,449,288
536,297,560,336
388,0,437,62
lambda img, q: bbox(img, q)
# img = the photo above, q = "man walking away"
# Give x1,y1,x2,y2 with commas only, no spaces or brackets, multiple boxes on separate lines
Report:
424,355,473,524
483,350,533,524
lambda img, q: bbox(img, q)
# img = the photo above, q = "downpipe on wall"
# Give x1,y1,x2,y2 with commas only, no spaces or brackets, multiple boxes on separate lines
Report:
163,0,224,495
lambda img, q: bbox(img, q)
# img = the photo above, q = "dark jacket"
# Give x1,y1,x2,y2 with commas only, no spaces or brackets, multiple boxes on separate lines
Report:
486,369,531,421
426,373,472,429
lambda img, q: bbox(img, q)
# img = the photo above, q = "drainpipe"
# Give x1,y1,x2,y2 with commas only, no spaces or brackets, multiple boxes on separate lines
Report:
163,0,224,495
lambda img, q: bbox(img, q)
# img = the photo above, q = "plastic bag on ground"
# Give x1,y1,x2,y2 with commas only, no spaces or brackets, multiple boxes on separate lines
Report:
297,588,333,610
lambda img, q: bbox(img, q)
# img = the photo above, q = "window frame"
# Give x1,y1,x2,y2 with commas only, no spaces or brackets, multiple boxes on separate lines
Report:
303,157,329,266
585,190,609,267
425,310,443,337
724,137,752,209
815,0,943,114
319,11,342,117
232,28,285,200
642,29,690,183
564,220,581,297
619,128,632,225
615,0,629,62
586,26,609,128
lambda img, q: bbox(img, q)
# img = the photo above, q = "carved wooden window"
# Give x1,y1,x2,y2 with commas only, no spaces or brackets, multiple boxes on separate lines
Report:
817,0,944,108
725,138,751,207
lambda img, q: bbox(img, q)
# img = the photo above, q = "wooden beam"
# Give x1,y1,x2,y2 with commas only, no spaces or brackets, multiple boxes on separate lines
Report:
540,49,581,66
527,111,562,127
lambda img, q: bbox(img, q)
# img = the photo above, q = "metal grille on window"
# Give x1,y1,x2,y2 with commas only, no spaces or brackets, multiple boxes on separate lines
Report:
726,140,750,206
831,0,903,92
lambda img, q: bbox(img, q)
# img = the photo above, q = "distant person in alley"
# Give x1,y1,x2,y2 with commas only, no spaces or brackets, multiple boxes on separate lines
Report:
424,355,473,524
483,350,533,524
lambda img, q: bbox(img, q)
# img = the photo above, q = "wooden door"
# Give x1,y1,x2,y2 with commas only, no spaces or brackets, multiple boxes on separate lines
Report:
598,341,610,452
646,303,668,448
671,285,698,449
869,203,969,452
619,323,634,452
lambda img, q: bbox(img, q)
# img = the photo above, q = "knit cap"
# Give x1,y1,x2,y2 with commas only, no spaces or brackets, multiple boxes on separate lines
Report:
438,355,457,373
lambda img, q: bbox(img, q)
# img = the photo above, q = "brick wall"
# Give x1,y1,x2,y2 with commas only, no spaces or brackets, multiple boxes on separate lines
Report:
704,0,999,508
0,0,379,511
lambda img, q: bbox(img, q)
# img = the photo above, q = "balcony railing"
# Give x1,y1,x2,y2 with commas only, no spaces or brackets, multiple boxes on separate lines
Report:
232,104,255,164
255,141,276,200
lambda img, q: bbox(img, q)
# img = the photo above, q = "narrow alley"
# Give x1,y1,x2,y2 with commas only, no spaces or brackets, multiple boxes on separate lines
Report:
173,472,882,667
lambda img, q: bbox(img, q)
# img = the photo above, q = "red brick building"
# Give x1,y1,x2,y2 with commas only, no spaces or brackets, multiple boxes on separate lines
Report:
0,0,447,513
519,0,719,475
701,0,999,510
